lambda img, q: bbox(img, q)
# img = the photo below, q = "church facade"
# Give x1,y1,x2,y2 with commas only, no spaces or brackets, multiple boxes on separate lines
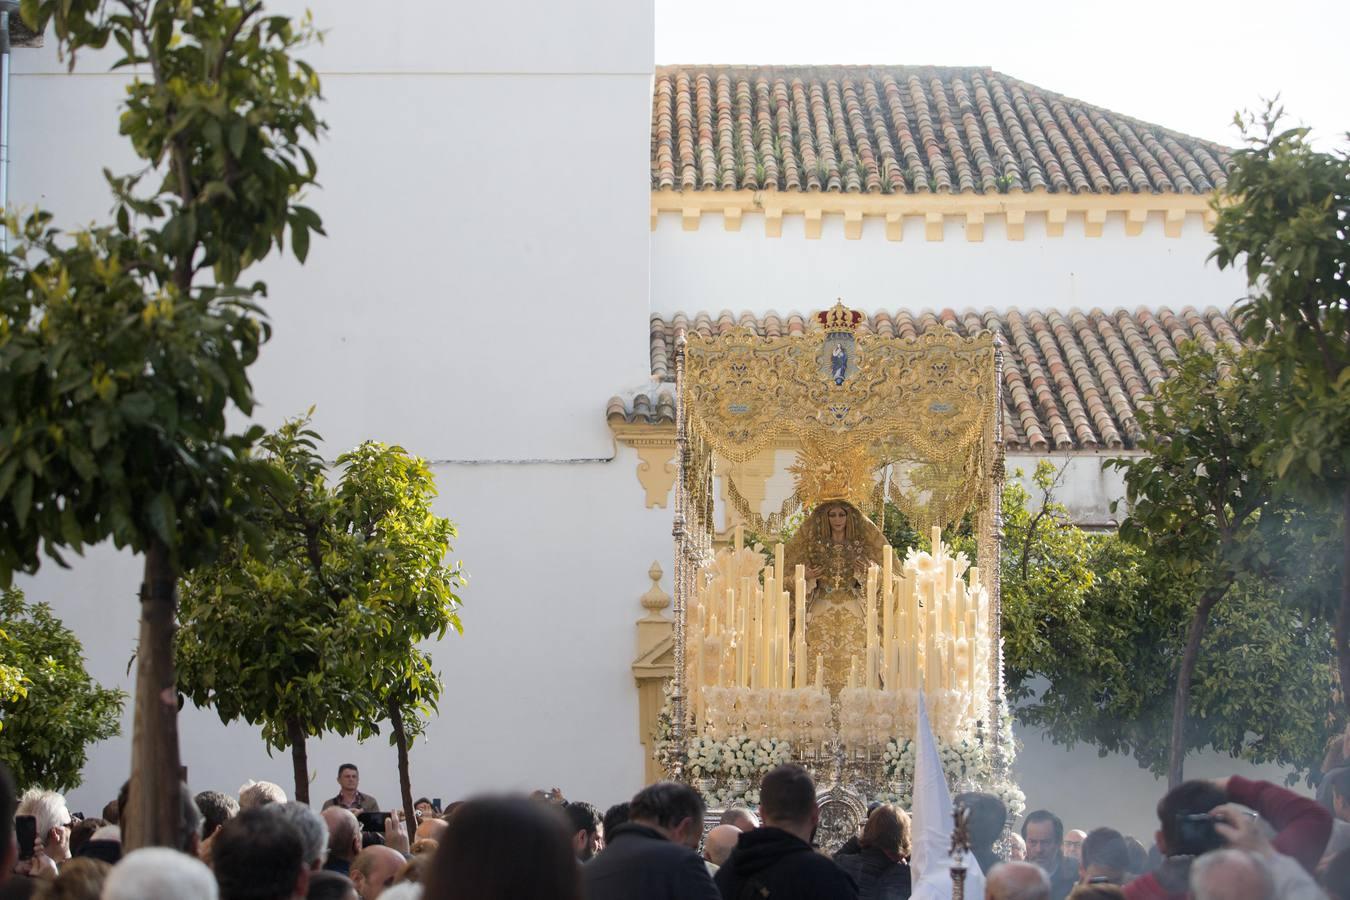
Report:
10,1,1286,839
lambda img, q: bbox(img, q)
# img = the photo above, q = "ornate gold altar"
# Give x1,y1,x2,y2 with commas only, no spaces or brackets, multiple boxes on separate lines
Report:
662,303,1019,823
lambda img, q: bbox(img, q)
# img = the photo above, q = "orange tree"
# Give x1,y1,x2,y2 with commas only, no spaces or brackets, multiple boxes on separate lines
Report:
0,0,323,846
1211,108,1350,715
177,416,464,826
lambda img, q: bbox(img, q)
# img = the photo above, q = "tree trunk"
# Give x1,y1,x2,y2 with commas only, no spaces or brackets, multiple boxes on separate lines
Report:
287,716,309,805
389,698,417,832
1338,485,1350,720
1168,589,1223,788
125,540,183,850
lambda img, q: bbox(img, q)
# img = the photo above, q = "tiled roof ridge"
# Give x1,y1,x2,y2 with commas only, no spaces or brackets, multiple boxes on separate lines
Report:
657,64,1231,151
617,304,1244,451
653,65,1231,196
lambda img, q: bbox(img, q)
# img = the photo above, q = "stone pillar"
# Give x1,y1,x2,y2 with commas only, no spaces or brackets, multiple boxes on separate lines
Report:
632,562,674,784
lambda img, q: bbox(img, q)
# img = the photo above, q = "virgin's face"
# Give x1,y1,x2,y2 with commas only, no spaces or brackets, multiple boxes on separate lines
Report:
827,506,848,532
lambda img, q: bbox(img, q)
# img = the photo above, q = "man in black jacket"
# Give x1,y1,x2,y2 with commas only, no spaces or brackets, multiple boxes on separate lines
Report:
715,764,858,900
583,781,719,900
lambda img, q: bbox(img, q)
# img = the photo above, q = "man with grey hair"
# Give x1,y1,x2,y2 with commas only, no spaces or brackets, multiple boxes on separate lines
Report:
195,789,239,840
1188,849,1274,900
238,779,288,810
104,846,219,900
985,861,1051,900
1205,802,1326,900
270,801,329,870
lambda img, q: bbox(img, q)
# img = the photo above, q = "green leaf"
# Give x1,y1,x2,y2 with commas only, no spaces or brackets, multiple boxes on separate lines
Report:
291,222,309,263
119,392,155,422
12,474,33,529
146,491,177,546
228,119,246,157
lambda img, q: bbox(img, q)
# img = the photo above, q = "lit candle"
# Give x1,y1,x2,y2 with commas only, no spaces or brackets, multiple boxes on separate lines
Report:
849,655,859,690
931,526,942,559
734,523,744,553
815,654,824,691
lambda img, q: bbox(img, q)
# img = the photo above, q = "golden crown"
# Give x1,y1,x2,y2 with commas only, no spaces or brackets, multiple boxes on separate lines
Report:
816,301,864,334
789,441,876,509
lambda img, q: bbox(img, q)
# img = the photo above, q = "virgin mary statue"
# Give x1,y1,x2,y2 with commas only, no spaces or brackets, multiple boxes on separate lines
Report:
783,500,887,697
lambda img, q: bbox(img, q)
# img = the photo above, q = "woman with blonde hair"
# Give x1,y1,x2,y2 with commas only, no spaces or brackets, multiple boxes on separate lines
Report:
835,803,912,899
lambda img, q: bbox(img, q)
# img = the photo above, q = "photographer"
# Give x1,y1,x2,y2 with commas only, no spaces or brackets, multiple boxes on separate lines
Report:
1124,777,1331,900
1190,804,1324,900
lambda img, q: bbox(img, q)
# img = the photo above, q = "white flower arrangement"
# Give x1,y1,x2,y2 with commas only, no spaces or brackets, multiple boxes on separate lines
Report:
688,734,793,780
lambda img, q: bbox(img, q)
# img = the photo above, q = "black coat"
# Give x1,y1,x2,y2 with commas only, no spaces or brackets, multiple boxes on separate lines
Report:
715,827,859,900
836,847,911,900
583,823,720,900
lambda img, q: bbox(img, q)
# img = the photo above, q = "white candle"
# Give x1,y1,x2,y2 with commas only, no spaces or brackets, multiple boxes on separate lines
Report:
882,548,894,683
734,523,744,553
774,542,785,590
795,565,807,688
815,654,824,691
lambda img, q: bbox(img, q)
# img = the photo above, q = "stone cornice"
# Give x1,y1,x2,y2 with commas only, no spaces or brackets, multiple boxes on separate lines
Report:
651,188,1218,241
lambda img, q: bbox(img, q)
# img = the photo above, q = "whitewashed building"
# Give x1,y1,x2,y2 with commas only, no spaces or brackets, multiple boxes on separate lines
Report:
10,1,1294,838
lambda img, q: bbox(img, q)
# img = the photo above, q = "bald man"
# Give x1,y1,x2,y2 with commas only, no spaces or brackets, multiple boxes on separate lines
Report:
1062,829,1086,865
719,807,759,832
350,845,404,899
415,816,448,843
986,861,1051,900
321,807,361,877
703,824,742,868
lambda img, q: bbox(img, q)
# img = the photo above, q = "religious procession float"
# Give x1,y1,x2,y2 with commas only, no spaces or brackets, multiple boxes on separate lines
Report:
655,303,1024,847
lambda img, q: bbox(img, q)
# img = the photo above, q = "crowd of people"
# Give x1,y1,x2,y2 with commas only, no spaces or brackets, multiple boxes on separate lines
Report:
2,757,1349,899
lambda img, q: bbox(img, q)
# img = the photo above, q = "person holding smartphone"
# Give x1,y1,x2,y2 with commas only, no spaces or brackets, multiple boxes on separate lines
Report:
12,788,73,879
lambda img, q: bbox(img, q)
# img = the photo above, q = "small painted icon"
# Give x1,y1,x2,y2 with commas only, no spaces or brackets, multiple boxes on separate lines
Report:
831,344,847,385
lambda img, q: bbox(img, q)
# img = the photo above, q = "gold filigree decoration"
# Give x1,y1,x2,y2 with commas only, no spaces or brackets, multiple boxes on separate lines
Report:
683,321,996,465
682,310,998,532
723,473,802,538
790,441,876,510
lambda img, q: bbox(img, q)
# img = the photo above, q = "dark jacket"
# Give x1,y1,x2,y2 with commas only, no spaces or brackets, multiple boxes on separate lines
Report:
583,823,720,900
715,826,859,900
1039,856,1078,900
835,847,911,900
971,846,1001,877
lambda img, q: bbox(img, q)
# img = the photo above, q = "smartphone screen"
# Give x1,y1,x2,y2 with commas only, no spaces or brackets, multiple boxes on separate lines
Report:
15,815,36,861
356,811,387,833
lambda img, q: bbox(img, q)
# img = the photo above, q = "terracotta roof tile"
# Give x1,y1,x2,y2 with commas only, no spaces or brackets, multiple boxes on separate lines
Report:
612,306,1243,451
656,67,1230,196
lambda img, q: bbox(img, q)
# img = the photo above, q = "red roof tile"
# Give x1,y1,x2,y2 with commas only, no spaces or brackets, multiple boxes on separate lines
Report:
610,306,1243,451
652,66,1230,196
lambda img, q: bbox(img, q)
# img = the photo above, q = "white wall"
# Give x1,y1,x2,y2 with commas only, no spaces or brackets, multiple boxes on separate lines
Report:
11,0,661,813
20,450,674,817
13,0,655,459
651,210,1247,317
